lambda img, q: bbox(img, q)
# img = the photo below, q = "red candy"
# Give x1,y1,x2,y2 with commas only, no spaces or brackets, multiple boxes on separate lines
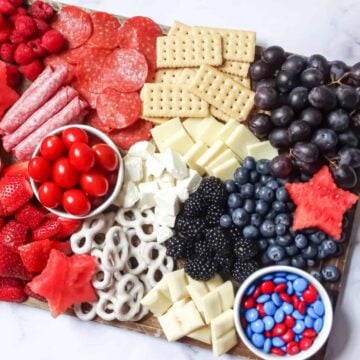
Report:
271,347,285,356
274,283,287,293
285,315,295,328
243,297,255,310
272,323,287,337
280,293,292,303
253,286,262,299
261,280,275,294
281,329,294,343
299,337,313,351
303,285,318,303
297,301,307,314
303,329,316,338
286,342,300,355
292,295,300,308
256,303,266,317
265,331,272,338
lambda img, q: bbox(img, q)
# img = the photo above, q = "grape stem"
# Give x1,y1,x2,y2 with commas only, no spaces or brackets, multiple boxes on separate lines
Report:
328,71,351,86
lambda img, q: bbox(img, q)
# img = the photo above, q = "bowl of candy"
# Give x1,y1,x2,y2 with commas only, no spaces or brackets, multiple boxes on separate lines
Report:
233,266,333,360
29,124,123,219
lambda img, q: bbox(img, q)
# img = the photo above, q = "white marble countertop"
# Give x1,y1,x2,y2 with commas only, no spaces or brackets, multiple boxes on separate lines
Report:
2,0,360,359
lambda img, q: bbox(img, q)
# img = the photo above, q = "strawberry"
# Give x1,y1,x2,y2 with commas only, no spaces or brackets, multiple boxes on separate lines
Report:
0,174,33,215
24,283,46,302
0,220,27,249
0,243,32,280
0,277,27,303
54,218,82,239
1,161,29,179
15,203,45,229
0,218,5,232
32,218,61,241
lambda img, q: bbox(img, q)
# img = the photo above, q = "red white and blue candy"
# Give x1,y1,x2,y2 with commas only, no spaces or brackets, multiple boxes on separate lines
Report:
240,271,325,356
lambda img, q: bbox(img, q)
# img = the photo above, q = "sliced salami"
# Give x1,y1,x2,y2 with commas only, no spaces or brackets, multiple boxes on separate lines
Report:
100,48,148,93
52,6,93,49
122,16,163,39
86,12,120,49
96,88,141,130
44,55,75,83
86,111,113,133
109,119,153,150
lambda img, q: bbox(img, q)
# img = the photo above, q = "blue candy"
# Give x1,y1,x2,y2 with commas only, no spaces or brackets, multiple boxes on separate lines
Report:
245,309,259,322
274,308,285,323
299,334,304,339
293,320,306,334
274,277,287,284
245,284,256,296
257,294,270,304
313,300,325,316
263,316,275,331
282,302,294,315
293,278,308,292
275,272,287,277
263,338,272,353
251,333,265,348
287,281,294,295
295,335,300,342
293,310,305,320
264,301,276,316
251,319,265,333
286,274,298,281
314,318,324,332
305,315,314,328
272,337,285,347
262,274,274,281
281,346,287,352
246,325,253,338
307,307,319,319
272,293,282,307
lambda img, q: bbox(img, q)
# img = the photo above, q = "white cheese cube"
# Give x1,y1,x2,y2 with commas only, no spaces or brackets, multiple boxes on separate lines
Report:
146,154,165,178
197,117,224,146
156,210,176,227
117,181,139,208
155,188,180,216
176,169,202,194
127,141,155,159
160,148,189,180
183,141,208,175
124,156,143,183
175,186,189,202
157,172,176,189
157,225,174,243
138,181,158,209
247,140,278,161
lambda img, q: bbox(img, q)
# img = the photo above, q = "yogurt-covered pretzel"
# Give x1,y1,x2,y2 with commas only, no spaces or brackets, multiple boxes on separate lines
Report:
95,289,118,321
91,248,113,290
74,301,97,321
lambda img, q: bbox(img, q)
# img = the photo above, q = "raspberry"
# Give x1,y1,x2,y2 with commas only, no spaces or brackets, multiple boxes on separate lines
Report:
8,0,23,6
10,30,25,44
9,6,26,23
0,0,15,15
6,64,21,88
41,29,65,53
0,42,16,62
33,18,49,36
14,43,36,65
31,1,54,21
28,38,47,57
14,15,37,39
20,59,42,81
0,19,12,42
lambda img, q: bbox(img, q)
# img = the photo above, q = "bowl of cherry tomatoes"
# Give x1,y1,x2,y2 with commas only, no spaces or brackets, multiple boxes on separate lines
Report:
29,124,124,219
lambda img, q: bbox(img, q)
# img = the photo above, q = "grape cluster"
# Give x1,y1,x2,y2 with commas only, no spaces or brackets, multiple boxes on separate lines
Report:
248,46,360,189
221,157,344,282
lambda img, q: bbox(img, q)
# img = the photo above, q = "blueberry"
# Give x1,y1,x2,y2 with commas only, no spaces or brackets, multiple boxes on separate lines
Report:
256,200,269,215
234,167,250,184
310,270,323,283
334,243,343,257
260,220,276,237
250,170,260,183
276,234,293,246
267,244,286,262
227,193,242,208
294,234,308,249
232,208,249,227
272,200,286,212
265,210,277,220
276,258,291,265
309,231,326,244
257,159,271,174
241,183,255,198
266,180,279,190
301,245,318,259
286,202,296,211
275,223,287,236
219,214,232,228
285,244,298,257
268,238,277,245
259,187,275,201
251,213,263,227
225,179,237,193
243,199,255,213
291,254,306,268
243,225,260,240
307,259,316,267
275,187,289,201
243,156,256,170
260,175,273,184
261,252,273,266
317,245,328,260
321,265,341,282
322,239,337,255
254,183,262,198
258,238,269,251
275,213,291,226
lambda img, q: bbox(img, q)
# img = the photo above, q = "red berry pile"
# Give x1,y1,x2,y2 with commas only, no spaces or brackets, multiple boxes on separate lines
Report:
0,0,65,82
29,127,119,217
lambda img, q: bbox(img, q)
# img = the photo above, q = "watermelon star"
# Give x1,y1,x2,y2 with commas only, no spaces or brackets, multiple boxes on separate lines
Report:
285,166,358,240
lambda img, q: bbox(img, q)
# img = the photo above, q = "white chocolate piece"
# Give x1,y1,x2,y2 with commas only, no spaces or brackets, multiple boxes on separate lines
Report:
203,290,222,324
196,140,227,168
162,128,195,155
206,274,224,291
211,157,240,181
183,118,203,140
158,310,183,341
219,118,240,142
183,141,208,175
127,141,156,159
247,140,278,161
186,283,209,313
197,116,224,146
212,329,238,356
124,156,143,182
206,149,237,173
216,281,234,311
211,309,234,339
165,269,189,302
155,278,171,300
140,288,172,316
151,117,183,152
188,325,212,345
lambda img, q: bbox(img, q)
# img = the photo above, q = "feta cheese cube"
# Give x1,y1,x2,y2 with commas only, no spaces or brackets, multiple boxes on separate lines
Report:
127,141,155,159
146,154,165,178
160,148,189,180
124,156,143,182
175,186,189,202
155,188,180,216
157,225,174,243
157,172,176,189
155,210,176,227
138,181,158,209
118,181,139,208
176,169,202,194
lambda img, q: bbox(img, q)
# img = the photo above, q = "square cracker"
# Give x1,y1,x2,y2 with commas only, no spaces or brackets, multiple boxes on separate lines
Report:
188,64,254,121
178,68,198,84
156,35,223,68
230,75,251,89
210,105,232,123
217,60,250,77
154,69,184,84
141,83,209,118
168,20,192,36
191,26,256,62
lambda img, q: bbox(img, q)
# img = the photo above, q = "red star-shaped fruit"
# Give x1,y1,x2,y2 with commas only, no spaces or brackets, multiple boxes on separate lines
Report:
285,166,358,240
28,249,97,317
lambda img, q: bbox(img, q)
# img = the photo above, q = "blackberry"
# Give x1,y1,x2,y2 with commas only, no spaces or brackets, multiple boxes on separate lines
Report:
205,227,231,254
165,235,187,259
233,237,258,259
228,226,243,241
183,192,205,217
175,216,205,239
184,256,217,281
194,239,211,258
214,253,234,274
232,259,259,282
206,203,225,226
197,177,227,205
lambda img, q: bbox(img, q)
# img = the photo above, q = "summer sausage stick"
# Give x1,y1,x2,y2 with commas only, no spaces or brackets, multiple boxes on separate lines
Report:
14,96,88,160
2,86,78,152
0,65,68,134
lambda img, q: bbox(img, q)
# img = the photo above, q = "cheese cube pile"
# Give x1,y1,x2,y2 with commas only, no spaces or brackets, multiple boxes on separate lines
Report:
141,269,238,356
114,141,202,243
150,117,278,181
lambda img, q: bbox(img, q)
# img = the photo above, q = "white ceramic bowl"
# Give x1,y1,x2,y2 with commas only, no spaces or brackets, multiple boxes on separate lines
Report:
233,266,333,360
30,124,124,220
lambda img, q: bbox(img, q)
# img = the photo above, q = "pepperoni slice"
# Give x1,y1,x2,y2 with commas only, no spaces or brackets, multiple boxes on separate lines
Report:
100,48,148,93
96,88,141,130
52,6,93,49
122,16,163,39
86,12,120,49
86,111,113,133
109,119,153,150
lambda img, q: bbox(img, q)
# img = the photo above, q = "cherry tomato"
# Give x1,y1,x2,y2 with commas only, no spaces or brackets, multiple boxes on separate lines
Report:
62,128,89,149
62,189,91,216
52,157,79,188
92,144,118,172
80,171,109,197
28,156,51,182
38,182,62,208
68,143,95,172
40,135,66,161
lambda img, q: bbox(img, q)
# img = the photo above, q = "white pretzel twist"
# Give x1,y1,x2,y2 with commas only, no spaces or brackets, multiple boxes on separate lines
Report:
74,302,97,321
123,229,148,275
95,289,117,321
91,248,113,290
101,226,129,272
